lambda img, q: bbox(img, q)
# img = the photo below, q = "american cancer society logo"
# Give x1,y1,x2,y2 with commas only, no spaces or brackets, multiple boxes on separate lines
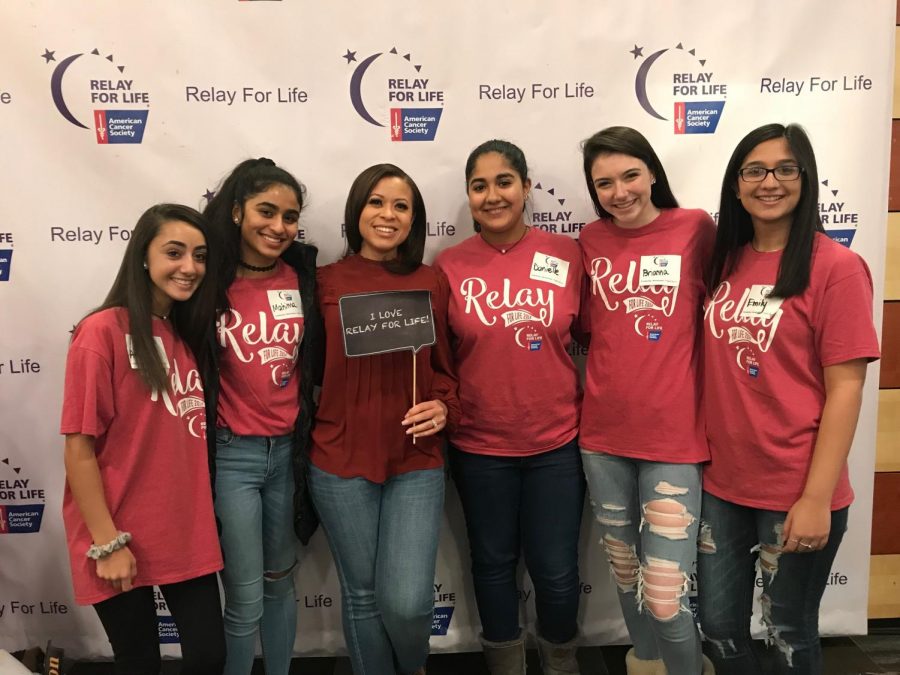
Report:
155,590,181,643
630,41,727,134
0,457,46,534
0,244,11,282
343,46,444,141
43,47,149,143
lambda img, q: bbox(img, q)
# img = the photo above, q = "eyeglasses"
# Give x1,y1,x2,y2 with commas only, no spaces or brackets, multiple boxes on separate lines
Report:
738,165,803,182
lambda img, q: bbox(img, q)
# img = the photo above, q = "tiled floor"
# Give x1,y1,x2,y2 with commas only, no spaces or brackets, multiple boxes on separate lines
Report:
62,629,900,675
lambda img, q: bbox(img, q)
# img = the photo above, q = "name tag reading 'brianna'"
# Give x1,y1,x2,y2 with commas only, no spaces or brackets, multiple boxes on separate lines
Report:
639,255,681,287
339,290,436,357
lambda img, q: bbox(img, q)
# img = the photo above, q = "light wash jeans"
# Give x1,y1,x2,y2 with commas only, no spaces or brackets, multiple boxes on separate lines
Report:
581,450,703,674
215,429,298,675
698,491,848,674
308,463,444,675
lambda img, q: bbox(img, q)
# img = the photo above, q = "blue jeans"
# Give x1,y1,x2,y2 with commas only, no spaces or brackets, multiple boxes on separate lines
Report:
215,430,298,675
697,491,848,674
308,463,444,675
581,451,703,673
449,439,584,644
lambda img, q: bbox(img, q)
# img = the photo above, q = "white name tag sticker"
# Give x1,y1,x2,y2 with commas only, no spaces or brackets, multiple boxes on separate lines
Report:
529,252,569,288
740,284,783,319
638,255,681,287
268,290,303,320
125,335,169,371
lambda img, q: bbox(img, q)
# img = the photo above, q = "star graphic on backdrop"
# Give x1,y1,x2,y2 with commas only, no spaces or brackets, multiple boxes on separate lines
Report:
629,45,644,59
41,49,56,63
342,49,357,64
202,189,216,203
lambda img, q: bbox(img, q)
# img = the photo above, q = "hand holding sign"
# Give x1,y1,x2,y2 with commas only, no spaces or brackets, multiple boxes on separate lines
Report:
402,399,448,438
339,290,443,441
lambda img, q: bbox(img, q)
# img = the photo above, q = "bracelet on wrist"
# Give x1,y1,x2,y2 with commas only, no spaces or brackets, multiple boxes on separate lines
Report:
86,531,132,560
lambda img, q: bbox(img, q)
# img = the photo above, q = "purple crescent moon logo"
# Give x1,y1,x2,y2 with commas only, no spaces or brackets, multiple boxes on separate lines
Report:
635,49,669,121
50,53,89,128
349,52,384,127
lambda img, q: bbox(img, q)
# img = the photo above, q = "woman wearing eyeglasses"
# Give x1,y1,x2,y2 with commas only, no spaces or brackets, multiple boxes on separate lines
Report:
698,123,880,674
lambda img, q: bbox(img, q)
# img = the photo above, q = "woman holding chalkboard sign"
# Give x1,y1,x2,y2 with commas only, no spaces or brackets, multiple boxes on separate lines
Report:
204,159,322,675
308,163,459,675
433,140,586,675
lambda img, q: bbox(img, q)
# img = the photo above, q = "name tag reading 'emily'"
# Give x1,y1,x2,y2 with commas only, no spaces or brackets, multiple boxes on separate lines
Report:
339,290,436,357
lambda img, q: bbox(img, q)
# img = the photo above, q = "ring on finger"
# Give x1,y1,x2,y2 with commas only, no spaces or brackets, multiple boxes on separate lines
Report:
431,419,438,430
799,541,812,549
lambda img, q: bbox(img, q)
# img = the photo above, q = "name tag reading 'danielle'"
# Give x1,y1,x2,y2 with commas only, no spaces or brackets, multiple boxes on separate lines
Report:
339,290,436,358
529,252,570,288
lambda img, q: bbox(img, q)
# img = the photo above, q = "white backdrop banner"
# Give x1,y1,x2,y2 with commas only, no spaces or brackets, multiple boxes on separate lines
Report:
0,0,892,659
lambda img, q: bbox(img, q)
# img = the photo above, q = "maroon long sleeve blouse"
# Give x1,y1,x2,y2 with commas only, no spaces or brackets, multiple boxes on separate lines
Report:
310,255,460,482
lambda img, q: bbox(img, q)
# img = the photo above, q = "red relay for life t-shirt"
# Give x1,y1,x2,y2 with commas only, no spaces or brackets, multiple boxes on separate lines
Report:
434,228,583,456
578,208,715,464
703,233,881,511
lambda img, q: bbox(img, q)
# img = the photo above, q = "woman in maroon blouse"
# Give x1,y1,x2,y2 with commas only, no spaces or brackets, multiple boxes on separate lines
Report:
308,163,459,675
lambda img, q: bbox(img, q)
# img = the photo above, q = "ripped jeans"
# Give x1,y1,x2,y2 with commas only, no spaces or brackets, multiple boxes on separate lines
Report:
581,451,703,674
215,429,298,675
697,491,848,674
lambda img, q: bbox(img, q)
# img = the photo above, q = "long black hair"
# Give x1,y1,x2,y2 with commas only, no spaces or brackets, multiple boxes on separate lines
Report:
344,163,426,275
708,123,822,298
204,158,306,309
581,126,679,218
88,204,217,392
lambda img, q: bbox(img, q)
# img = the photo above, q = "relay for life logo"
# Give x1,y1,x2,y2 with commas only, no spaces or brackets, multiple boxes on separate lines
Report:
630,41,727,134
43,46,149,143
819,177,859,248
531,181,586,237
0,231,12,282
0,458,46,534
344,46,444,141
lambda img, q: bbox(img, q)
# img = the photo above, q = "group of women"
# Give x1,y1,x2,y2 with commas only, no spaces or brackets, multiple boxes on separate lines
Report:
60,121,880,675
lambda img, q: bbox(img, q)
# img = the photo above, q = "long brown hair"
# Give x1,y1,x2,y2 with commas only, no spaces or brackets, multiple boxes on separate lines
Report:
86,204,217,391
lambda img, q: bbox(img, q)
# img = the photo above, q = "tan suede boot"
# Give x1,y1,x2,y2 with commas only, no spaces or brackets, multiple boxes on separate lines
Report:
536,634,580,674
625,649,716,674
481,631,526,675
625,648,665,675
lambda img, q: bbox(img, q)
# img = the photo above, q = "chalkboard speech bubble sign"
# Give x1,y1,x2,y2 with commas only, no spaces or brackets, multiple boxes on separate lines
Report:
339,290,436,358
